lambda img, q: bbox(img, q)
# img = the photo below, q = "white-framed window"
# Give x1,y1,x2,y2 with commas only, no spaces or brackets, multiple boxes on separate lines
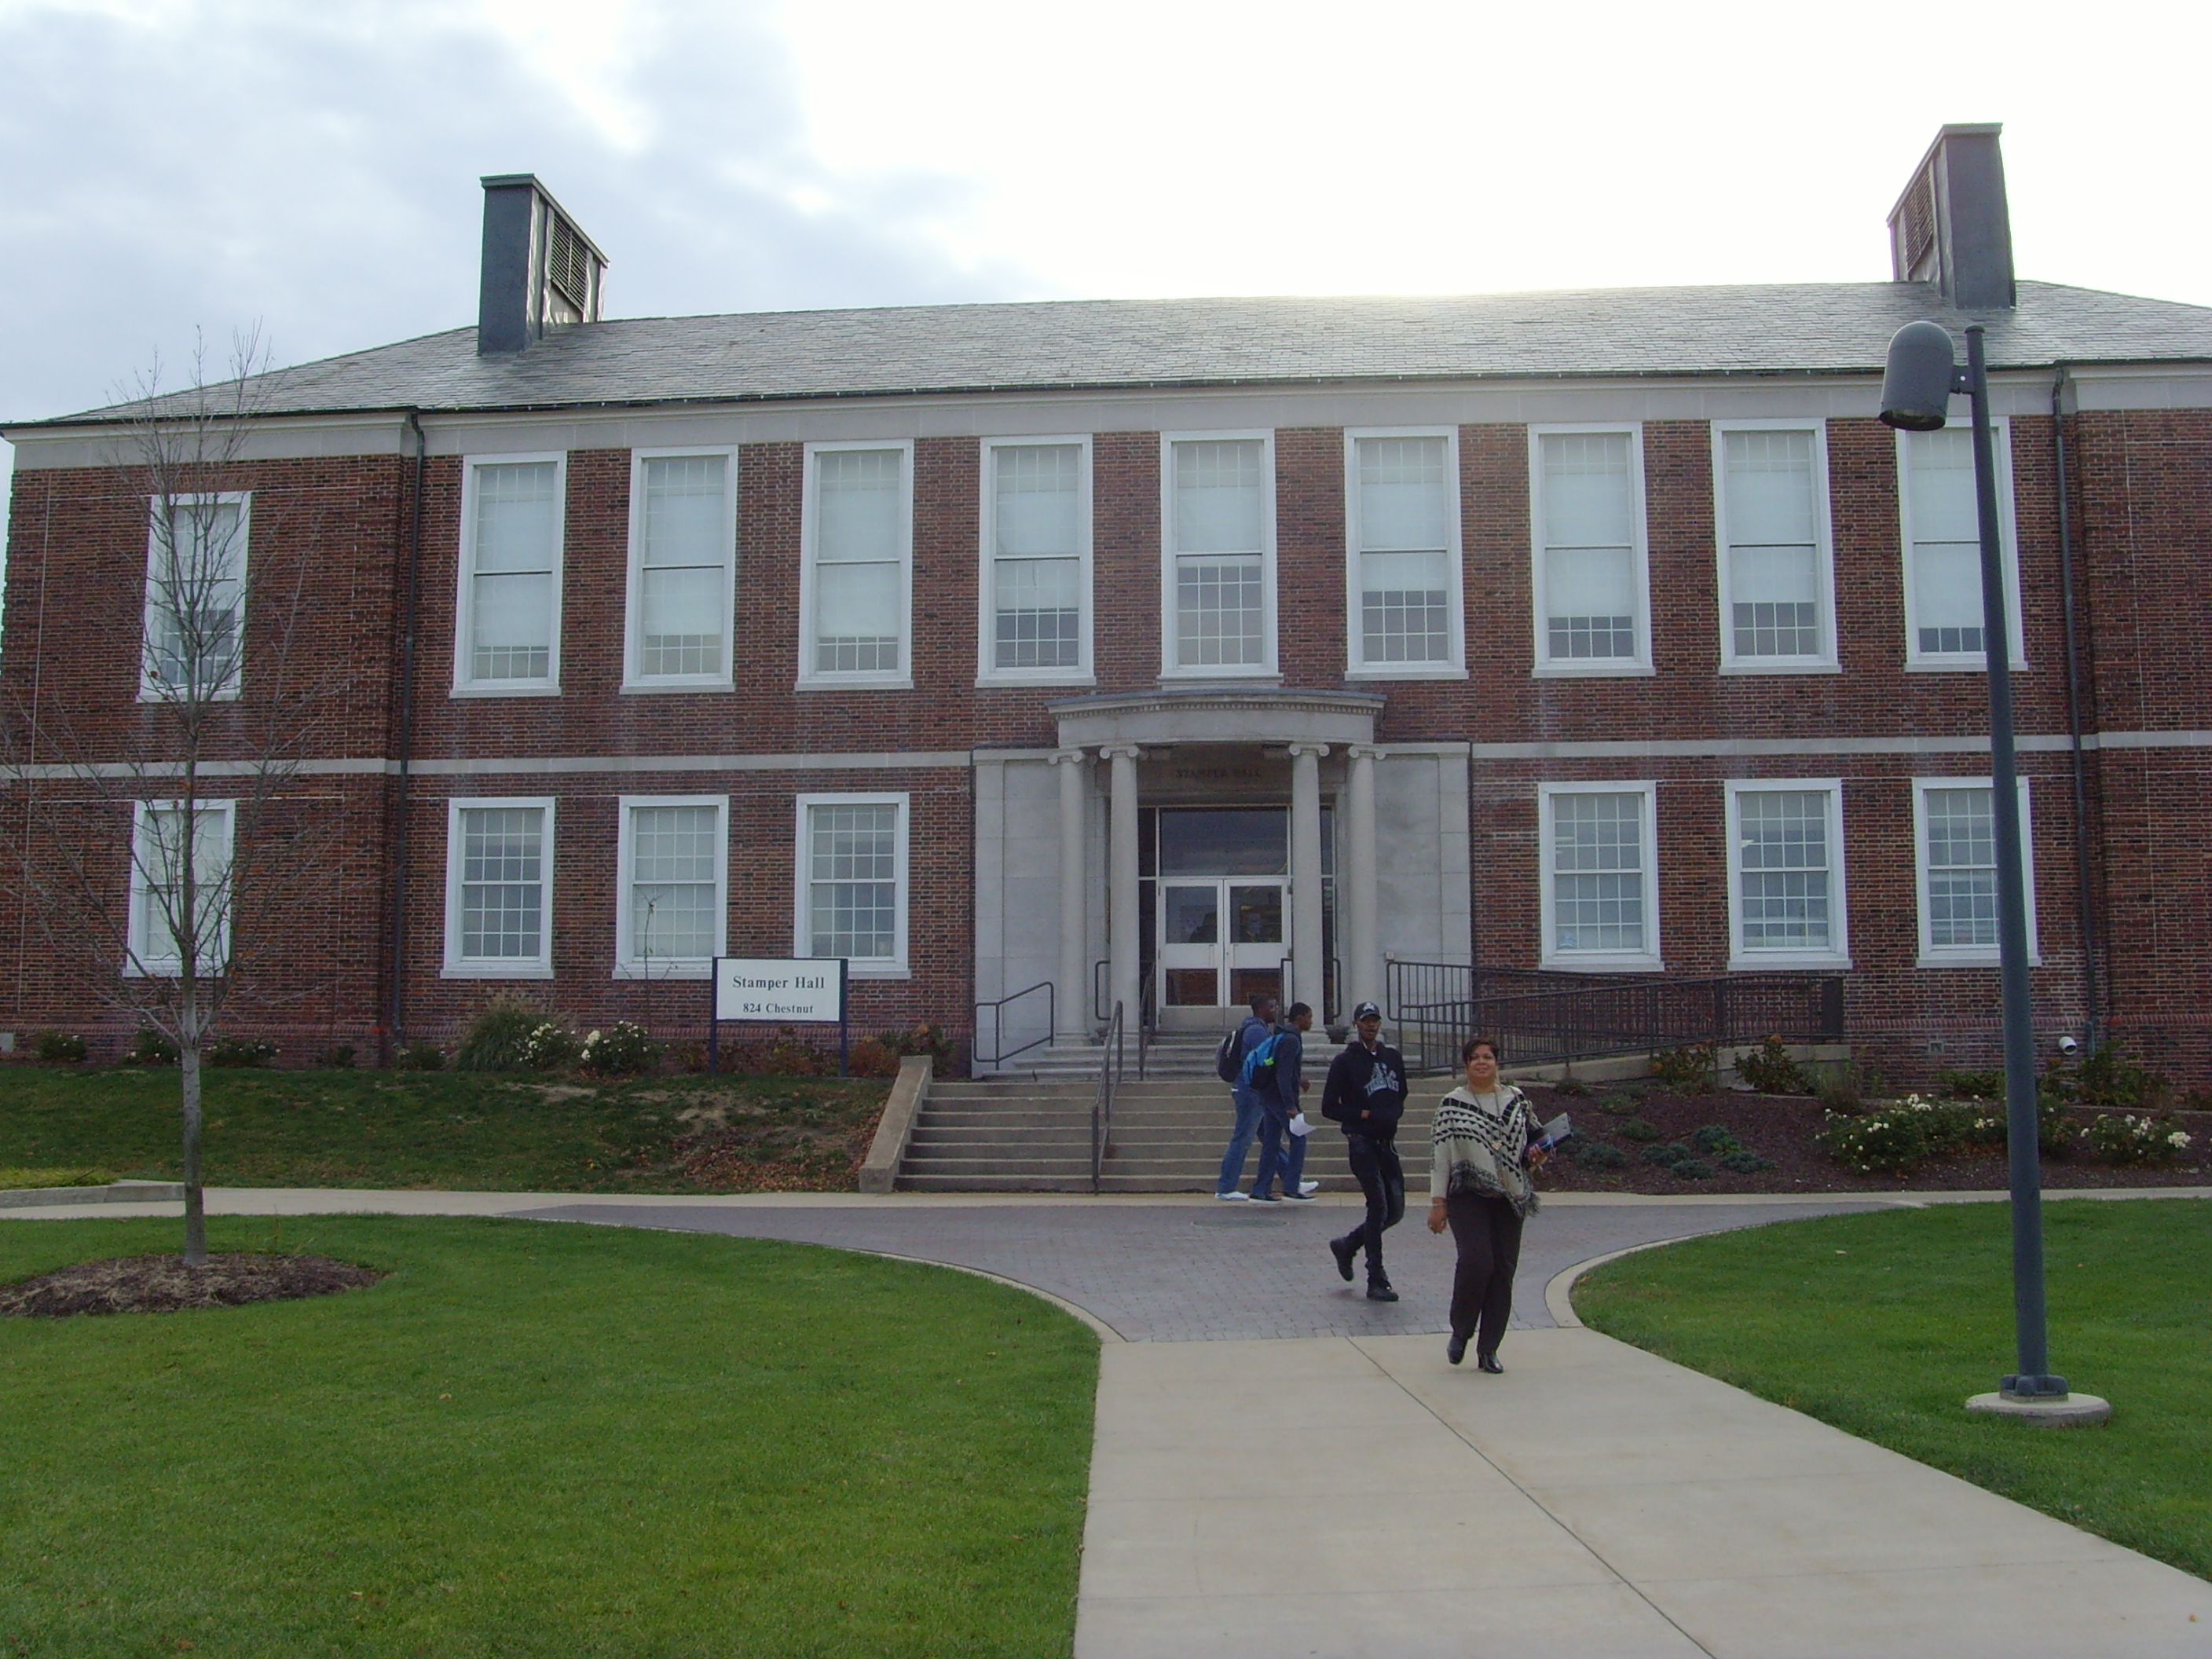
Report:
1712,421,1838,672
125,799,236,977
1538,782,1662,972
443,797,555,978
454,454,565,696
1161,430,1276,678
615,796,727,979
800,440,913,689
1724,780,1850,969
1913,777,2040,968
141,492,249,702
1897,422,2026,670
1530,426,1651,676
624,448,736,690
978,436,1092,685
793,793,909,977
1344,428,1463,678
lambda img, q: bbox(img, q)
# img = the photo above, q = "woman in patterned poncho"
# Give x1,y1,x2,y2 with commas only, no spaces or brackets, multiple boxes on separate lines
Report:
1425,1035,1547,1372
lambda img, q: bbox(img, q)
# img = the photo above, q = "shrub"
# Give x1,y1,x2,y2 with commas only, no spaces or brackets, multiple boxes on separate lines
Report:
1818,1107,1932,1177
2042,1040,2164,1112
718,1029,837,1076
1735,1035,1809,1096
456,996,553,1072
1936,1067,2004,1101
206,1037,277,1068
1598,1093,1639,1116
315,1045,357,1069
877,1023,957,1064
1650,1043,1716,1092
1563,1138,1627,1170
848,1038,902,1078
1717,1148,1777,1174
2084,1112,2193,1166
579,1021,657,1077
1642,1143,1714,1180
30,1031,86,1063
1551,1077,1590,1098
397,1044,445,1071
522,1022,583,1071
1615,1117,1661,1143
1688,1123,1743,1155
124,1028,179,1066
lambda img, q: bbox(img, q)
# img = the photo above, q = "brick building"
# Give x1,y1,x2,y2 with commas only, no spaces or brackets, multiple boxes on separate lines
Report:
6,125,2212,1080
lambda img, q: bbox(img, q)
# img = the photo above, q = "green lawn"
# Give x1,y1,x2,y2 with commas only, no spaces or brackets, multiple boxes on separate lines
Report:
0,1215,1096,1657
0,1067,888,1192
1575,1197,2212,1580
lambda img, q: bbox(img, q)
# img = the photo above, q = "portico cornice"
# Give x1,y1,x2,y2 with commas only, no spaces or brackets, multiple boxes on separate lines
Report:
1047,686,1384,751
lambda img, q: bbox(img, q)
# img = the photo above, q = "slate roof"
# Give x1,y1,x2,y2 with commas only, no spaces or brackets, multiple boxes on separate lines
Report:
20,280,2212,429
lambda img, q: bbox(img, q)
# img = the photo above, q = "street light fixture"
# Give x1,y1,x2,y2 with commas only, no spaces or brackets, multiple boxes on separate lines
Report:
1879,321,2098,1419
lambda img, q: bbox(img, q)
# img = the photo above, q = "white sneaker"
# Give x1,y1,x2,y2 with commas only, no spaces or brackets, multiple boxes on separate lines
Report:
1298,1181,1321,1196
1214,1190,1249,1201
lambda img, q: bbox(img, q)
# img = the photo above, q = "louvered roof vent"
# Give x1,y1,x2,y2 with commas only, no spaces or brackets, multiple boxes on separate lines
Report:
477,174,609,355
1886,125,2015,312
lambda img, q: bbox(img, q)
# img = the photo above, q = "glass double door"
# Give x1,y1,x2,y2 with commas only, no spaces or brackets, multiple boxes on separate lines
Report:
1158,879,1287,1009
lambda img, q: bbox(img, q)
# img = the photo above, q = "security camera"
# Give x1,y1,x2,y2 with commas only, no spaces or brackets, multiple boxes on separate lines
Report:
2056,1035,2082,1058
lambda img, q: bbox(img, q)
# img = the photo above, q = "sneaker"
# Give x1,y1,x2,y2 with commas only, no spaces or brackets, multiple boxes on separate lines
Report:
1298,1181,1321,1196
1281,1190,1318,1203
1213,1190,1249,1202
1366,1281,1399,1303
1247,1192,1283,1203
1329,1236,1357,1282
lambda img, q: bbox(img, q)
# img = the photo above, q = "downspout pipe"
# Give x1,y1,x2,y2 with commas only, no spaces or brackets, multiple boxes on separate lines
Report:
388,411,427,1054
2050,369,2102,1049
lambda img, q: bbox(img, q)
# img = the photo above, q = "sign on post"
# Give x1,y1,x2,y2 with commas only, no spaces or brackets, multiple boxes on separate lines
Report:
706,958,850,1075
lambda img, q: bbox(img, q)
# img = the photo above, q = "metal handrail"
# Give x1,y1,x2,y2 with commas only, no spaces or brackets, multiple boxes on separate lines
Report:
1093,958,1109,1025
1091,1000,1126,1195
972,980,1055,1066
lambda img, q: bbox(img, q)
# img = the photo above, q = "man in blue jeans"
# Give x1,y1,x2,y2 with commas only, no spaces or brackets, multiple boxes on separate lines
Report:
1248,1001,1317,1202
1213,993,1276,1200
1321,1001,1408,1299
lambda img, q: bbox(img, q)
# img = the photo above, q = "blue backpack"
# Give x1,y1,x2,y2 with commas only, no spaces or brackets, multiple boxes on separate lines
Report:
1237,1032,1284,1091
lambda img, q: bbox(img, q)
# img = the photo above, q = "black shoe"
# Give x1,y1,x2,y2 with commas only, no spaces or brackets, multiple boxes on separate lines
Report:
1366,1281,1398,1302
1477,1353,1503,1375
1329,1236,1357,1283
1446,1333,1468,1366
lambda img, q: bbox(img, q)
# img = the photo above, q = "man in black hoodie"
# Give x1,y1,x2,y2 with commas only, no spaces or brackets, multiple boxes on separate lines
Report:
1320,1002,1408,1301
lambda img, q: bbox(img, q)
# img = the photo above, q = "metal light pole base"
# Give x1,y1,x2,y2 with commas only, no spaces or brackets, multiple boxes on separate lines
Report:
1965,1390,2112,1426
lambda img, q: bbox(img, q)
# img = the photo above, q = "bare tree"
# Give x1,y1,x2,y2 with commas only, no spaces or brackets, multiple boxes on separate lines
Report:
5,330,352,1264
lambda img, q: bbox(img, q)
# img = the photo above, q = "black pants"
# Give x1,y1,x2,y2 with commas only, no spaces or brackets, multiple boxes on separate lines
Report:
1336,1133,1404,1283
1445,1191,1525,1357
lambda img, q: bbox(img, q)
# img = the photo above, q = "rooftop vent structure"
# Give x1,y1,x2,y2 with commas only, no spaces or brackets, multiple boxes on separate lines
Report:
477,174,608,355
1887,124,2015,311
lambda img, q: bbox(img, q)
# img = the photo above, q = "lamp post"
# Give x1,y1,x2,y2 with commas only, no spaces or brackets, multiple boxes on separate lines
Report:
1879,322,2104,1421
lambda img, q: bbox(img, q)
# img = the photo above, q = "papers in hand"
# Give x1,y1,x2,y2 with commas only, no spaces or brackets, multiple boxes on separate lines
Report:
1534,1113,1573,1151
1288,1111,1315,1138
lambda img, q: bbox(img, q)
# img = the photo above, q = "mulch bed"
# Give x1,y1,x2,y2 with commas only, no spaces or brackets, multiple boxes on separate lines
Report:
0,1253,383,1318
1518,1082,2212,1196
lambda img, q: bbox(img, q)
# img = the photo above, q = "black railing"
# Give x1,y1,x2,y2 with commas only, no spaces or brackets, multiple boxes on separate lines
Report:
1386,959,1639,1023
973,980,1054,1067
1092,1000,1126,1194
1391,968,1847,1075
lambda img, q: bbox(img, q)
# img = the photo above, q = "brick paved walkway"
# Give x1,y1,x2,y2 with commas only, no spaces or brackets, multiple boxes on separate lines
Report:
515,1198,1882,1342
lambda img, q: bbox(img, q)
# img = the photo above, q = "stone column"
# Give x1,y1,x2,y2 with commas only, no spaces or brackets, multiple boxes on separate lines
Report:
1103,745,1143,1031
1346,743,1380,1016
1052,749,1091,1040
1288,742,1328,1016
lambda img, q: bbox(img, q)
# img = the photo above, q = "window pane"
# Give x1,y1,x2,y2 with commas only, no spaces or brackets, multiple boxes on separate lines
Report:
1730,545,1819,658
817,449,903,562
1723,430,1818,546
460,807,544,961
1925,787,1998,947
136,805,231,968
630,804,718,961
641,455,726,568
1545,544,1635,660
1552,793,1645,953
808,804,898,960
1906,430,1979,543
1176,554,1263,666
994,556,1081,668
471,570,553,681
474,463,558,573
1174,441,1262,554
146,502,245,693
640,565,724,677
815,561,901,672
1907,431,1986,655
1357,437,1448,551
1540,433,1633,549
1738,790,1831,950
1360,549,1450,663
1914,543,1984,655
994,445,1079,556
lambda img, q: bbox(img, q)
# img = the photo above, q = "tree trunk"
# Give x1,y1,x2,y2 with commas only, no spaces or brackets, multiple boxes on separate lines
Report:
181,1031,207,1267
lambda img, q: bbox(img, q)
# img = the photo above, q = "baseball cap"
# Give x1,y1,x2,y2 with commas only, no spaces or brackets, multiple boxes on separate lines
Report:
1352,1001,1382,1022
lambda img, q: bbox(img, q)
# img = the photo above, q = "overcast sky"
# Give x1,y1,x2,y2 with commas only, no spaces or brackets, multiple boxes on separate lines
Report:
4,0,2208,537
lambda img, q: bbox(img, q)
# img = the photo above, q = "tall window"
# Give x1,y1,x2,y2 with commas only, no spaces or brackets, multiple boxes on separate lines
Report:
1540,784,1661,970
1531,428,1649,673
456,456,564,693
1914,778,2038,967
1899,423,2023,668
796,794,909,974
617,797,727,977
126,800,236,977
980,438,1090,682
626,450,734,688
1163,434,1273,676
142,494,249,701
1715,424,1835,670
1346,430,1461,674
802,441,911,686
444,798,555,977
1726,782,1849,967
